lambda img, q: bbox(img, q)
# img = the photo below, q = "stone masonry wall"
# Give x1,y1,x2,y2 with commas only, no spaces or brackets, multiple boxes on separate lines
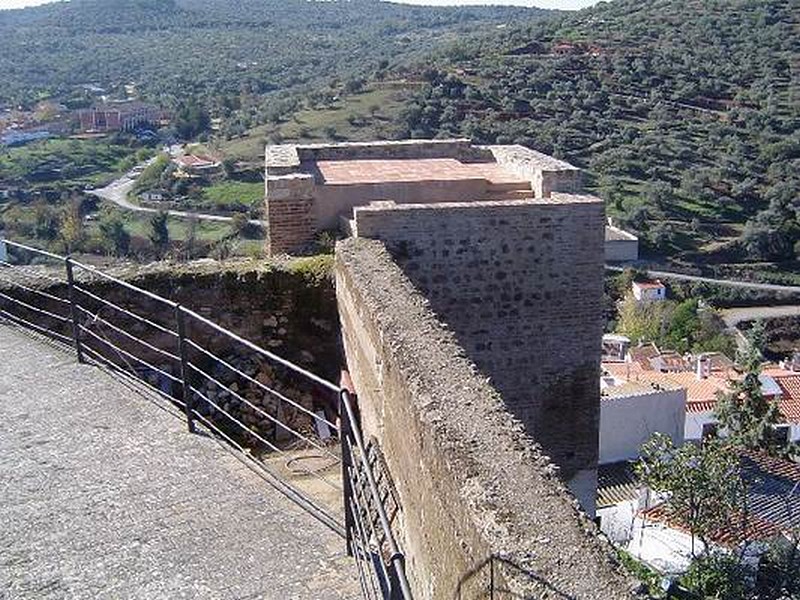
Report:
0,258,341,445
264,139,586,255
352,194,606,513
336,238,639,599
265,175,315,254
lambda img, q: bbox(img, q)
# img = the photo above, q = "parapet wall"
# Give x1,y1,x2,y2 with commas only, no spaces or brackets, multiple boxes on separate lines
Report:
336,238,638,599
351,194,606,512
263,139,584,255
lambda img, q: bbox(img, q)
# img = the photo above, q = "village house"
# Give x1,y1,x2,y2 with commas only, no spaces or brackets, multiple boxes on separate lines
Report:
632,279,667,302
173,154,222,178
597,346,800,576
602,348,800,444
625,451,800,576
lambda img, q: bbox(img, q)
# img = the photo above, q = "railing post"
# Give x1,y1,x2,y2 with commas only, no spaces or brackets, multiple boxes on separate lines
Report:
339,389,355,556
489,555,495,600
175,305,195,433
64,256,84,363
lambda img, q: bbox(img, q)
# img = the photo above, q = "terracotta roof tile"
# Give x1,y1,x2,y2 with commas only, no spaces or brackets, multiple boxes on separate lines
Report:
642,451,800,545
597,461,640,508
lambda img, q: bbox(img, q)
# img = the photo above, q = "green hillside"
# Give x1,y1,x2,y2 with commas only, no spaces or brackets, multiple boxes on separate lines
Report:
0,0,545,108
388,0,800,276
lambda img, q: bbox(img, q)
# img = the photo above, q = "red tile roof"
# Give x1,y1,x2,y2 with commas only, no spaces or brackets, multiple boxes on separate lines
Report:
643,503,783,546
175,154,218,168
642,450,800,545
633,280,665,290
767,373,800,423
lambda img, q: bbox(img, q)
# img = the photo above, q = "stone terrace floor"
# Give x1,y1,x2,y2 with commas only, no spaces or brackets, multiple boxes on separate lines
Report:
312,158,530,185
0,325,359,600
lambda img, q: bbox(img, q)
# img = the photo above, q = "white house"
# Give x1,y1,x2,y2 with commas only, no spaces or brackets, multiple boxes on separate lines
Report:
605,224,639,262
632,279,666,302
599,377,686,464
596,374,685,543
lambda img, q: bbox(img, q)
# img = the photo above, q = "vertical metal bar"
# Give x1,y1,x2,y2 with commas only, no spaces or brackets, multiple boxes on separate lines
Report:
64,257,84,363
340,388,413,599
489,555,495,600
340,391,355,556
175,305,195,433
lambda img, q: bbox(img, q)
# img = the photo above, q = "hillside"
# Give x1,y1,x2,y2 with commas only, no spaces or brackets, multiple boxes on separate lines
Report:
0,0,543,108
385,0,799,278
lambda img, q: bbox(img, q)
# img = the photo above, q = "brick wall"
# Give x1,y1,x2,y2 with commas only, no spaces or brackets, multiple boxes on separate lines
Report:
265,175,315,255
336,239,638,599
352,194,606,512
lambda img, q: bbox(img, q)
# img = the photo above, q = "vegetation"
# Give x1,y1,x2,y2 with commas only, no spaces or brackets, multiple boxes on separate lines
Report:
637,326,800,598
0,138,151,192
616,294,734,355
0,0,543,110
715,323,794,457
201,181,263,209
131,154,170,195
378,0,799,275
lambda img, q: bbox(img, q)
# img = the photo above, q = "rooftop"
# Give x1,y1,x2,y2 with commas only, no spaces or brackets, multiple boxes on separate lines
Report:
644,451,800,545
311,158,530,186
597,461,640,508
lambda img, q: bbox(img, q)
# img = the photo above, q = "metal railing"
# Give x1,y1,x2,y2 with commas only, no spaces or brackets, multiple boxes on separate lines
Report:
0,238,413,600
454,554,562,599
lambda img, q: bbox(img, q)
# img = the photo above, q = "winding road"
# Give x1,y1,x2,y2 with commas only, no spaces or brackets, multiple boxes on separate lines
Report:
606,265,800,294
88,154,263,226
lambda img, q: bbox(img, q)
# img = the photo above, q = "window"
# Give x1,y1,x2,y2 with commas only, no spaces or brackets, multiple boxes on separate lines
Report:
702,423,718,441
770,426,791,447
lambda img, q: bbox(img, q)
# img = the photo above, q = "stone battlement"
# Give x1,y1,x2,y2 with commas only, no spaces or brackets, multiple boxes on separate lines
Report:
263,138,582,255
336,239,639,598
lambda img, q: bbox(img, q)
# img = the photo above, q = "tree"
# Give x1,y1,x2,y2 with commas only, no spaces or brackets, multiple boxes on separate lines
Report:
617,293,672,344
97,212,130,257
637,434,744,567
59,199,84,254
174,102,210,140
715,322,784,456
230,212,250,237
182,216,198,260
32,203,60,241
148,211,170,258
645,180,673,211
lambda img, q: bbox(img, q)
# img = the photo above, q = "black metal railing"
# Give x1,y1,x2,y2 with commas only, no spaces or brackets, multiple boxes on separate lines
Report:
0,238,413,600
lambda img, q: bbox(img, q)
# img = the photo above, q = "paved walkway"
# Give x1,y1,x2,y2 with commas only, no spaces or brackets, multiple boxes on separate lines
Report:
0,326,358,599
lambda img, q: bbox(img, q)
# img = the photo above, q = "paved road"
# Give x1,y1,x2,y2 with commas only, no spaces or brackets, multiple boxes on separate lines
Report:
0,325,358,599
721,305,800,327
89,159,262,227
606,265,800,294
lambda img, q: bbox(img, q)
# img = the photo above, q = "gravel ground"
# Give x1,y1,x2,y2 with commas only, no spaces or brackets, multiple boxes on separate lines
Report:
0,325,359,600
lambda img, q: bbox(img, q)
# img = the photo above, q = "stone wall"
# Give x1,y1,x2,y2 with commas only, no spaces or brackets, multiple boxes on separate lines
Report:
487,145,582,198
312,179,493,230
265,175,315,254
263,139,588,255
0,258,341,443
351,194,606,513
336,238,639,599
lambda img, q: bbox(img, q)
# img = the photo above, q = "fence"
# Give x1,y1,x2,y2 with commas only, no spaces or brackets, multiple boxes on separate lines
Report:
0,238,412,600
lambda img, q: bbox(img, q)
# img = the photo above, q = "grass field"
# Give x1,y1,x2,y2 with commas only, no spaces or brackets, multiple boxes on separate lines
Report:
210,85,414,163
201,181,263,207
0,138,151,189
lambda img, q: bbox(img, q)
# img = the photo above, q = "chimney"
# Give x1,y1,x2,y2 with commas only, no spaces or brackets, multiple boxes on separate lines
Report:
696,355,711,380
792,351,800,372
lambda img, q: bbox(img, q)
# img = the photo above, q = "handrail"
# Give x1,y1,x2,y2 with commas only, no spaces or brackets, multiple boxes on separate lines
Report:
0,237,413,600
340,388,413,600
